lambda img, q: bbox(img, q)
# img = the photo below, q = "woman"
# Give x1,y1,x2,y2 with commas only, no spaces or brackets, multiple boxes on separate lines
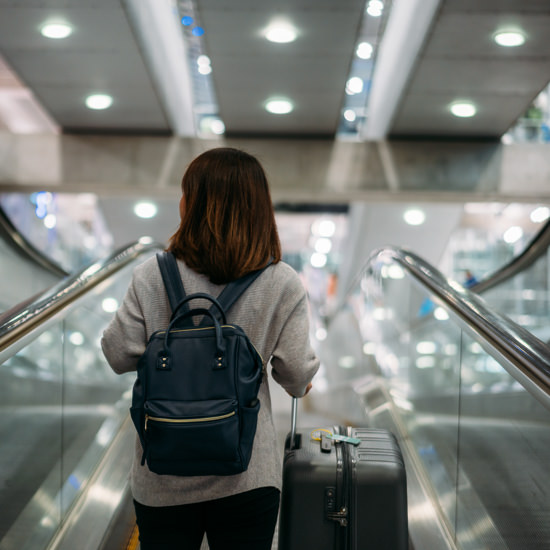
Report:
101,147,319,549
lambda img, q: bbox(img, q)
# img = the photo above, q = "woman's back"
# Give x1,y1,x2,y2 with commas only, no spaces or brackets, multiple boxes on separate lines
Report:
101,147,319,550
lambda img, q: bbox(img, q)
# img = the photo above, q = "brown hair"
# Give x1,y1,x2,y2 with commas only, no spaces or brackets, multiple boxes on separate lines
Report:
168,147,281,284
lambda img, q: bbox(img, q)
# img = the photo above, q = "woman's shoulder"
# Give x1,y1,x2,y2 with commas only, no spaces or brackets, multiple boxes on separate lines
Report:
267,260,299,280
260,261,306,297
132,254,163,281
131,256,304,296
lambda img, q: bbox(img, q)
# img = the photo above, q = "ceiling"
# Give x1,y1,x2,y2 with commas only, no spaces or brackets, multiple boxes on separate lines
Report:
386,0,550,139
0,0,549,140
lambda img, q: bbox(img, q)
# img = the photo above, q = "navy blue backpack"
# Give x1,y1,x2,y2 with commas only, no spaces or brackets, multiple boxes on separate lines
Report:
130,252,268,476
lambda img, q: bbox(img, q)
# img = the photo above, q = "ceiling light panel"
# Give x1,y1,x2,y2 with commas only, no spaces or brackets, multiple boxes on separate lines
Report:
449,101,476,118
337,0,389,138
40,22,73,39
175,2,223,137
85,94,113,110
493,30,526,48
134,201,158,219
403,208,426,226
197,0,366,135
0,3,172,132
265,98,294,114
366,0,384,17
384,3,550,138
531,206,550,223
264,19,298,43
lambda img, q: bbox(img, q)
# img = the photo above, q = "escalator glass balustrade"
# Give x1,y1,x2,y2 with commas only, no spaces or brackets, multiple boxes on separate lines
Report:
317,248,550,550
0,243,161,550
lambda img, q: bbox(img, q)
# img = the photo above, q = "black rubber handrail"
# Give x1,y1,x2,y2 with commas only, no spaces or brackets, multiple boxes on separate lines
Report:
472,218,550,293
0,204,68,277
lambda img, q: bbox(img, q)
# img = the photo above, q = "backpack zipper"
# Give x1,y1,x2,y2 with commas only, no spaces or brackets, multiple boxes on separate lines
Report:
145,410,235,431
158,325,235,335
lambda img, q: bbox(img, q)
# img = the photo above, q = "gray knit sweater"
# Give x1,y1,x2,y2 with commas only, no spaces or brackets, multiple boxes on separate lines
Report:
101,256,319,507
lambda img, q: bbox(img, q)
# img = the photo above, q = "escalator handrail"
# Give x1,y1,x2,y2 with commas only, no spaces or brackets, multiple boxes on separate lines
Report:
472,218,550,294
362,247,550,399
0,204,69,277
0,237,165,353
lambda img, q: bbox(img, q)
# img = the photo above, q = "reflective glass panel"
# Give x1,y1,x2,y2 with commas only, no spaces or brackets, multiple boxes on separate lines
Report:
0,324,64,547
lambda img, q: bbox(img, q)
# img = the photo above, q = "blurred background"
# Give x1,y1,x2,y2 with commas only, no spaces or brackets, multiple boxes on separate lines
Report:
1,1,550,549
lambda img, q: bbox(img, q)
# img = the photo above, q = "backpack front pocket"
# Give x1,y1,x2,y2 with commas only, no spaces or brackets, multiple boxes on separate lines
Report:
143,399,241,473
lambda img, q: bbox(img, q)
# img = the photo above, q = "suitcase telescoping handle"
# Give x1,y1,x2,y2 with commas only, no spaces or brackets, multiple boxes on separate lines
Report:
290,396,298,450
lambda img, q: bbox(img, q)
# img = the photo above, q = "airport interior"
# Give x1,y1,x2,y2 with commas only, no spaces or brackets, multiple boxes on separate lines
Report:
1,1,550,549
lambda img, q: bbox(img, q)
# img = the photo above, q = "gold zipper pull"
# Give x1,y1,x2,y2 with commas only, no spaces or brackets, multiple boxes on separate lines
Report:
145,414,149,431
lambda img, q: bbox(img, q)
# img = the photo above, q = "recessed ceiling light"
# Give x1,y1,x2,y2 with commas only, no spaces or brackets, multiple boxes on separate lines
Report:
530,206,550,223
344,109,357,122
366,0,384,17
346,77,364,95
198,64,212,75
356,41,373,60
197,56,211,75
449,101,476,118
264,21,297,43
85,94,113,110
200,116,225,135
403,208,425,226
265,98,293,114
40,22,73,39
503,225,523,244
44,213,57,229
311,219,336,237
493,30,525,47
134,201,158,219
310,252,327,268
314,238,332,254
210,118,225,135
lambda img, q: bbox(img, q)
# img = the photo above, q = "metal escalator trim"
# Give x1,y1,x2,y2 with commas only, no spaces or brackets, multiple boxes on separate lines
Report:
46,416,135,550
472,217,550,294
0,237,164,354
0,204,68,277
361,247,550,403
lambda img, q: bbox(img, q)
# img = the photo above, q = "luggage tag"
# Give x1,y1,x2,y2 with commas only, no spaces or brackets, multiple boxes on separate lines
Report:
326,433,361,446
310,429,361,451
310,429,334,453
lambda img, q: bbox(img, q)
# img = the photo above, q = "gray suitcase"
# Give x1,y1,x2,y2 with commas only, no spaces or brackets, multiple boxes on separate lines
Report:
278,398,408,549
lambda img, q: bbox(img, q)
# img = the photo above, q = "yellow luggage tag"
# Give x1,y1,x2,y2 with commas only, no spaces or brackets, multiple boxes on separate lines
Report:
310,428,333,441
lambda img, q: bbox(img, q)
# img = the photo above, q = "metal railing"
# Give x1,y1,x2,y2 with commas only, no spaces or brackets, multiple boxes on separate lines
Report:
365,246,550,403
0,237,164,357
472,218,550,294
0,205,68,277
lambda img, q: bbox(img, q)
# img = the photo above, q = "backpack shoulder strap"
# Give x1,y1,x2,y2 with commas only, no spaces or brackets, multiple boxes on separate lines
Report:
156,252,188,315
204,260,273,324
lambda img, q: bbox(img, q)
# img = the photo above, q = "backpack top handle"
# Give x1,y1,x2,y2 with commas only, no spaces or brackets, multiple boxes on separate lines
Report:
156,252,272,327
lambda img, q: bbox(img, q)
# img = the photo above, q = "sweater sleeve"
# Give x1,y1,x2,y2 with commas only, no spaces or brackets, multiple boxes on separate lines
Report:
101,275,148,375
270,290,320,397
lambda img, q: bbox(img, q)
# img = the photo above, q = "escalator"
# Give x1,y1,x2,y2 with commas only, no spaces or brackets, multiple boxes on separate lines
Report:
1,224,549,549
0,238,163,550
0,206,68,313
313,238,550,549
471,218,550,346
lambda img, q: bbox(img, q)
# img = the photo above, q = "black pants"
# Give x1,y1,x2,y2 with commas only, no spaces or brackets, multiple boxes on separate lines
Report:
134,486,280,550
